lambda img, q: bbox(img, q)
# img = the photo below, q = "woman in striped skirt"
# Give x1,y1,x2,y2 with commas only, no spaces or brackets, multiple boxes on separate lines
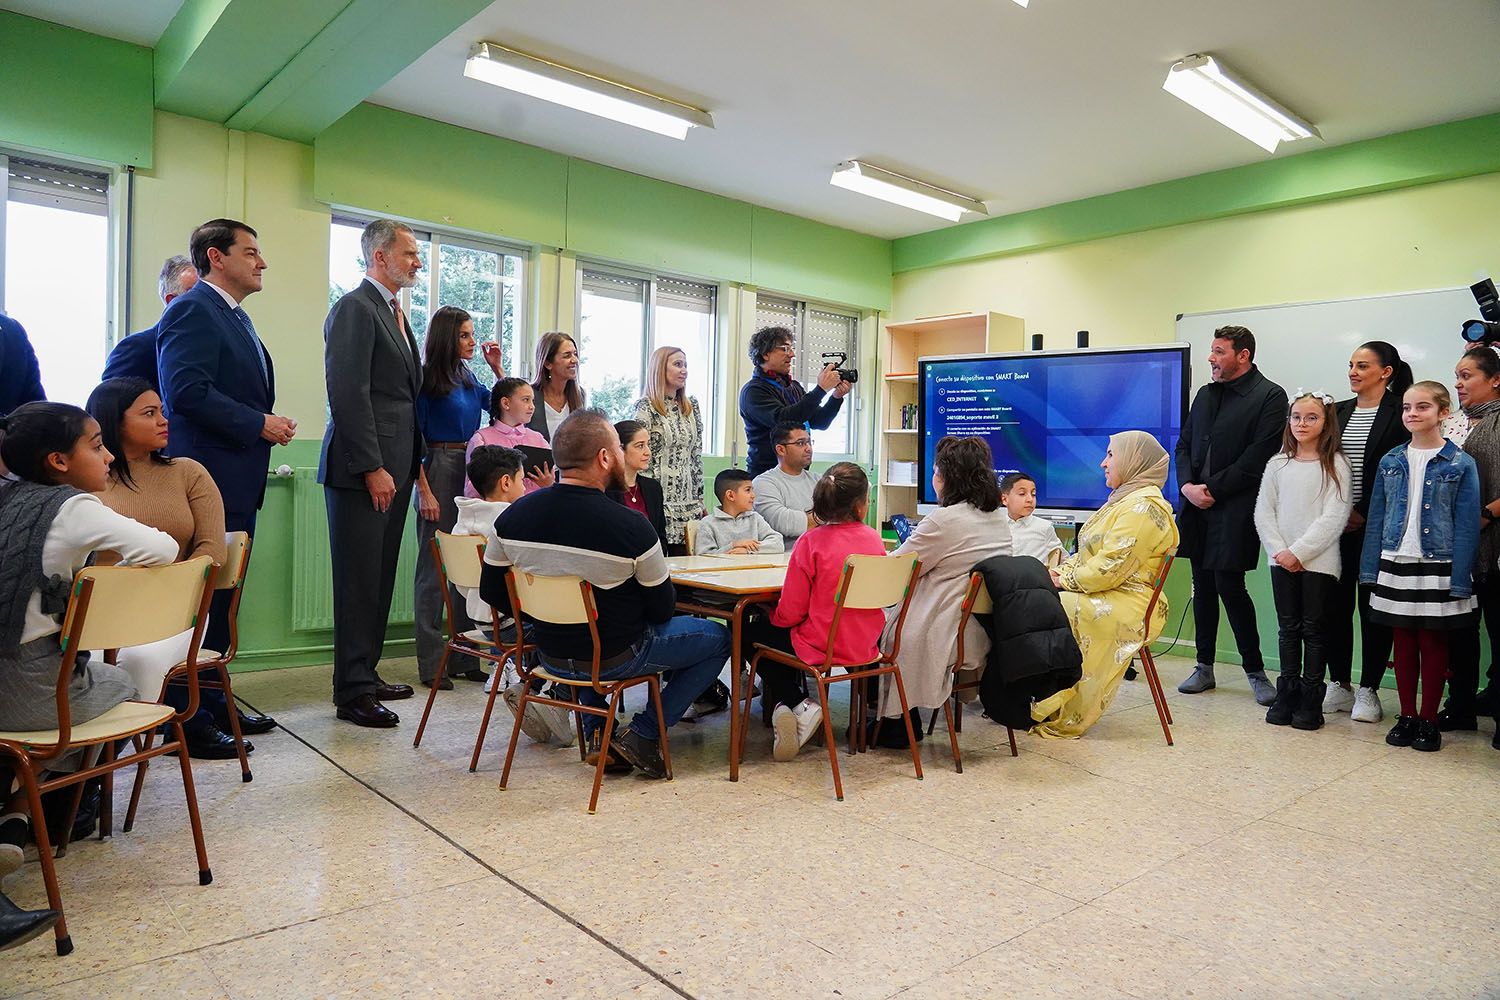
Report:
1359,381,1481,753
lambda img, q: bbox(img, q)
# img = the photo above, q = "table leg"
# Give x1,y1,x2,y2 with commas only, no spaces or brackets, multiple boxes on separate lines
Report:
728,599,747,782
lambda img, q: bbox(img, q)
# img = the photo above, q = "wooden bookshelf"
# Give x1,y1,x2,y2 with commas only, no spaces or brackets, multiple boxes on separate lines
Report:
876,311,1025,532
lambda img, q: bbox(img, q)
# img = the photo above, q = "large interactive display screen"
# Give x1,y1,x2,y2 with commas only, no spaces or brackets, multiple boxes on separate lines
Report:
918,345,1189,516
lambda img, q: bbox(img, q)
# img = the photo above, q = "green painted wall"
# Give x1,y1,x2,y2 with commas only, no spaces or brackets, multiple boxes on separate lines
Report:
0,11,154,167
751,207,894,315
894,111,1500,273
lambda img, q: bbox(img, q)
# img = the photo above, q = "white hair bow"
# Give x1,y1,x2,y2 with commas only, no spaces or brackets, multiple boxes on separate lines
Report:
1293,388,1335,405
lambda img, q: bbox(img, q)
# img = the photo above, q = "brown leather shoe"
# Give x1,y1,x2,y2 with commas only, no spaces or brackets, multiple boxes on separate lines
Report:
374,681,414,701
336,694,399,728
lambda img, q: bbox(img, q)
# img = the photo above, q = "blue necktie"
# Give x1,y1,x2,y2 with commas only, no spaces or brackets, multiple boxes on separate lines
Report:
233,307,269,385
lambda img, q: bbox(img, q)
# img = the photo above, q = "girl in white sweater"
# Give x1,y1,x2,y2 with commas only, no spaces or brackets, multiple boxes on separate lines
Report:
1254,390,1353,730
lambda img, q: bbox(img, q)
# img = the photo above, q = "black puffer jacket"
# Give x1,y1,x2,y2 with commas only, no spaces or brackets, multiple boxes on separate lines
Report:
975,555,1082,730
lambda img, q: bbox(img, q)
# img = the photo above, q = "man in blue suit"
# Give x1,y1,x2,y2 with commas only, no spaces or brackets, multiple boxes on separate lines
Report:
101,255,198,390
0,313,45,416
157,219,297,753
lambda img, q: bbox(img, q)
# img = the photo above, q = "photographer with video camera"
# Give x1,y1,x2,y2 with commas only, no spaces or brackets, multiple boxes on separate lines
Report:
739,325,853,477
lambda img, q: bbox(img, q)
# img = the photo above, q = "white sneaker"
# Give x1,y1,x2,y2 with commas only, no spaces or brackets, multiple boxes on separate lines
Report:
791,698,823,750
1351,687,1384,724
1323,683,1356,714
772,704,798,761
503,684,554,743
536,689,578,747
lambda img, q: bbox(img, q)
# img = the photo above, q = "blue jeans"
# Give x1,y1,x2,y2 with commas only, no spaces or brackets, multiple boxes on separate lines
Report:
550,616,730,741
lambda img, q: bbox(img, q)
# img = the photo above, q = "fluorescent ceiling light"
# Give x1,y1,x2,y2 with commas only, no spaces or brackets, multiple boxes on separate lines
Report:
830,161,987,222
1011,0,1029,6
464,41,713,140
1162,54,1319,153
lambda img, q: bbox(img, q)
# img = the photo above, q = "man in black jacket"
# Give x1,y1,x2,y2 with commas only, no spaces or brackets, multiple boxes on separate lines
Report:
738,325,850,476
1174,326,1288,706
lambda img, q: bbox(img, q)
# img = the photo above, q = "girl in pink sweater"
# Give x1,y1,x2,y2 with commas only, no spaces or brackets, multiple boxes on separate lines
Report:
463,378,553,497
747,462,886,761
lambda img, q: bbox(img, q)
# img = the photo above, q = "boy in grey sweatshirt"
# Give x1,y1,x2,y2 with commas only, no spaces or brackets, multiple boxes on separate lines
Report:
695,469,785,554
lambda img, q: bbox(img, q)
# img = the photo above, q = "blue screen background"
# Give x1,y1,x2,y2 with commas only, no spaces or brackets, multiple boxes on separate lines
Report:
918,348,1187,511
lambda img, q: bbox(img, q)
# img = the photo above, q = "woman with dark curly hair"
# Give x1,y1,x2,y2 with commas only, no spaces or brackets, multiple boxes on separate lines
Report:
875,436,1013,729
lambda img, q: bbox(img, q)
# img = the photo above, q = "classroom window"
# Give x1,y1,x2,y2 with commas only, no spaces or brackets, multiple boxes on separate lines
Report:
577,265,718,438
328,217,526,392
754,294,858,456
1,155,111,407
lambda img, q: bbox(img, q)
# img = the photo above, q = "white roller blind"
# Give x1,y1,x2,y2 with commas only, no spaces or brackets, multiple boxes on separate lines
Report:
7,157,108,216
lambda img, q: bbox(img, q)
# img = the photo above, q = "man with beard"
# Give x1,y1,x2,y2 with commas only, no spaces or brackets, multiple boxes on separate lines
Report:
319,219,424,727
478,410,729,778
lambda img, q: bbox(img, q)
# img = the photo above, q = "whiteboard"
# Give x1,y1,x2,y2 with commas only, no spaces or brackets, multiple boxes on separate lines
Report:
1175,287,1477,397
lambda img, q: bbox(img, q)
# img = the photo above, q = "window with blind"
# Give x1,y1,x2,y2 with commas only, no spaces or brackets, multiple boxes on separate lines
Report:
329,216,527,392
753,294,858,456
1,154,111,407
577,265,717,437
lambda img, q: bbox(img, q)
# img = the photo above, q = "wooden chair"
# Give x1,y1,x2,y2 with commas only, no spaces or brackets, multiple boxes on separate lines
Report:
684,518,699,554
926,572,1017,773
1135,549,1178,746
740,554,923,801
412,532,527,771
497,570,671,814
120,532,255,835
0,557,216,956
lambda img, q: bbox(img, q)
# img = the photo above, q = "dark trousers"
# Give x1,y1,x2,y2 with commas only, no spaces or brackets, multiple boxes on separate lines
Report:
1269,567,1337,684
1191,562,1265,673
412,450,476,682
326,478,414,706
1326,527,1393,690
744,614,807,710
1444,572,1500,714
162,510,256,728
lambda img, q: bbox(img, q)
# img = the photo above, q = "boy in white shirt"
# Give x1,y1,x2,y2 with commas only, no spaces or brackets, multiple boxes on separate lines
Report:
695,469,784,555
1001,472,1064,566
452,445,572,746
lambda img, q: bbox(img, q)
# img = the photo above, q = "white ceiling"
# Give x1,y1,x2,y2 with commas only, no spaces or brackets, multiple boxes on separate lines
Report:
370,0,1500,238
8,0,1500,240
0,0,180,47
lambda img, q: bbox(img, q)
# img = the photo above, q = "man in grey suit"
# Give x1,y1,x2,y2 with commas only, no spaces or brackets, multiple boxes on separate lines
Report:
319,219,425,727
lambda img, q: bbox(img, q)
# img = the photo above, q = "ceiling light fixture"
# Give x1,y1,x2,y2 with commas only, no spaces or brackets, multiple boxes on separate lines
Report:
829,161,987,222
1162,54,1318,153
464,41,714,140
1011,0,1029,6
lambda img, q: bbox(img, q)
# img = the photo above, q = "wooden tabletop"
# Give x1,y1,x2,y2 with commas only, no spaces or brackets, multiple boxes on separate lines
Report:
669,565,788,595
665,553,790,573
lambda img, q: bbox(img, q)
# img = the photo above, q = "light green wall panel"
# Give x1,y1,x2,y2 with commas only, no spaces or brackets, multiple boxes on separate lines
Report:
0,11,153,167
566,160,754,282
751,207,892,311
894,111,1500,273
313,104,569,248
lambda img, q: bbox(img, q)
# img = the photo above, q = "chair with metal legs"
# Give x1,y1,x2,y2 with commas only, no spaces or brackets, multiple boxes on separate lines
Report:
924,572,1017,772
1134,549,1178,746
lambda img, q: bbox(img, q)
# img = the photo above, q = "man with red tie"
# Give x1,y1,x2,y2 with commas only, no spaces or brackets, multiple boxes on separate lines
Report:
319,219,426,727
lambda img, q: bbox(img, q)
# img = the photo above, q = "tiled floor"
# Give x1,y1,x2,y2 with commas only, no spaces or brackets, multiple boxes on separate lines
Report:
3,656,1498,999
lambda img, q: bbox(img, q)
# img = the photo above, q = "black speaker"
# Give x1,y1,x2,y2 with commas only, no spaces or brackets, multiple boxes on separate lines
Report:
1077,330,1089,348
1031,333,1043,351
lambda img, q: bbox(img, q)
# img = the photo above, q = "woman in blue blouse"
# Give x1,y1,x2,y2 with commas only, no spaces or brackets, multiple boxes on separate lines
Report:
413,306,504,689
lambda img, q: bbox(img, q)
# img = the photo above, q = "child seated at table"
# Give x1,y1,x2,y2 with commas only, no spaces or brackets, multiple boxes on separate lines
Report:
694,469,783,555
1001,472,1064,566
453,445,571,746
463,378,552,497
745,463,886,761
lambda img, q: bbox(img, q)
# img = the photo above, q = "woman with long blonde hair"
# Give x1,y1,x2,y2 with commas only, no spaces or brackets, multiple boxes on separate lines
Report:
631,346,703,554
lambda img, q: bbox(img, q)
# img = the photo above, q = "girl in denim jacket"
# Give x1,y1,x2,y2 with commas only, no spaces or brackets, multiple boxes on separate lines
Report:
1360,381,1480,752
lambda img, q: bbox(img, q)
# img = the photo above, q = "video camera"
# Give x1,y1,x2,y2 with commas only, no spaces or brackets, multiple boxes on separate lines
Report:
1461,278,1500,346
821,351,859,384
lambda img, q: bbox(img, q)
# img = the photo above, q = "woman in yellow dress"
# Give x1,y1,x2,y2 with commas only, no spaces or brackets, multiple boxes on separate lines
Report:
1032,430,1180,738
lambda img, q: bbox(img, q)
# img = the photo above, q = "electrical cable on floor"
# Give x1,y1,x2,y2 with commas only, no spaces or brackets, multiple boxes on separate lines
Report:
232,692,699,1000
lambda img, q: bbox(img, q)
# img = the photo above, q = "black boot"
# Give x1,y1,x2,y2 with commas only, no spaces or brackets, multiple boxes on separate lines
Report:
1265,674,1298,726
0,892,60,953
1291,680,1326,731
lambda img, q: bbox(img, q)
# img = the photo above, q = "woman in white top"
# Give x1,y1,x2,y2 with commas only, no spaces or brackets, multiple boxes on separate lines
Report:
526,331,584,441
874,437,1012,737
1254,390,1353,730
632,346,704,555
0,402,178,733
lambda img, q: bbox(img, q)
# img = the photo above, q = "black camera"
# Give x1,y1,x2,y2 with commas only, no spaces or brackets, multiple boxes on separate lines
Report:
821,351,859,384
1461,278,1500,345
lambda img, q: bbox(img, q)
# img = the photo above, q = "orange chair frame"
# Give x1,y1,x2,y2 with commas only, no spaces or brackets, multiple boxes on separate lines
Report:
925,572,1017,772
1135,550,1177,746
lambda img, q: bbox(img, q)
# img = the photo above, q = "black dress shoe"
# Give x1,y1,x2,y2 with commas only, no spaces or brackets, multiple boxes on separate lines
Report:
1412,719,1443,752
374,679,414,701
1435,709,1478,732
454,669,490,683
229,711,277,736
421,677,454,691
185,725,253,760
0,892,60,953
337,694,399,728
1385,715,1418,747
